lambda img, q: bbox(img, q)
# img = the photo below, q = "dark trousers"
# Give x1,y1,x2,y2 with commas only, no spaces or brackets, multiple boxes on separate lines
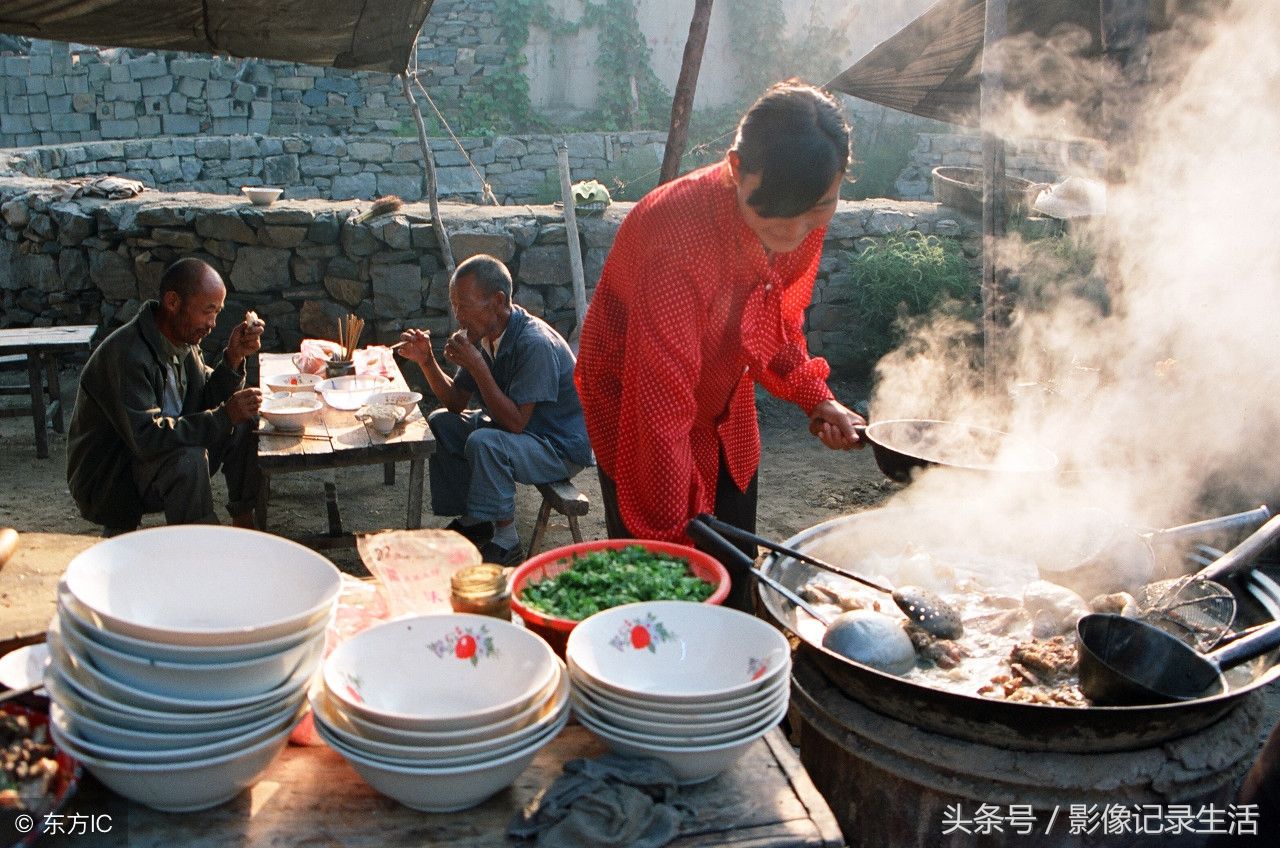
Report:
597,457,759,613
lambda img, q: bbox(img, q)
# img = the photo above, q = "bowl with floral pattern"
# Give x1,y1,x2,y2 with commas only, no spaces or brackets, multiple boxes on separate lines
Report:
565,601,790,703
323,614,559,732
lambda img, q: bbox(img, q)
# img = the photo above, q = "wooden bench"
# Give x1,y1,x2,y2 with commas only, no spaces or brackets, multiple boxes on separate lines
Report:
526,479,589,557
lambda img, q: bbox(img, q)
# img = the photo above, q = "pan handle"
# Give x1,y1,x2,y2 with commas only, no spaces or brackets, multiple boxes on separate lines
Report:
1151,505,1271,545
1206,620,1280,672
1199,513,1280,582
685,517,832,625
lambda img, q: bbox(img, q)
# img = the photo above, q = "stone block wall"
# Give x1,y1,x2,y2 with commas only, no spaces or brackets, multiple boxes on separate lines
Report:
0,163,979,379
1,132,668,206
894,132,1108,200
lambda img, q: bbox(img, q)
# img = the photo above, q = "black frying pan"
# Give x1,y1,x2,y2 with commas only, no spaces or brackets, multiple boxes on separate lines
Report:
855,419,1059,483
1078,613,1280,706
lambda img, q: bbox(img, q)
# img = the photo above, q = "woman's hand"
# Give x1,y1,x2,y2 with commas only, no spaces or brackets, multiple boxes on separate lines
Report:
396,328,433,366
807,399,866,450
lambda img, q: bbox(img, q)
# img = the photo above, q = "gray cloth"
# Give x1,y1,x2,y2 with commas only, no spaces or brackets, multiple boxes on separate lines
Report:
125,422,259,531
67,301,246,529
453,306,594,470
508,754,689,848
428,408,577,522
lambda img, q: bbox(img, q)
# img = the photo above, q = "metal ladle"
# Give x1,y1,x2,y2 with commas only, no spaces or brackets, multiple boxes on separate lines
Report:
686,517,919,674
692,513,964,639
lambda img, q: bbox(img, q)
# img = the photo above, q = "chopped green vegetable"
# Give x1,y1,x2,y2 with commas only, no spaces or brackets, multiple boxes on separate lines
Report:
519,546,714,621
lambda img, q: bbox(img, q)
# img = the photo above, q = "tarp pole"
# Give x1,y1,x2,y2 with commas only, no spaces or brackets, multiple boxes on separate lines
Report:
979,0,1009,393
400,74,455,273
660,0,715,185
556,142,588,348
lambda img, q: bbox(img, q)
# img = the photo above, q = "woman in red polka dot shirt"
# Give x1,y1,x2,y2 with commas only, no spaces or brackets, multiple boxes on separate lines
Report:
575,81,866,611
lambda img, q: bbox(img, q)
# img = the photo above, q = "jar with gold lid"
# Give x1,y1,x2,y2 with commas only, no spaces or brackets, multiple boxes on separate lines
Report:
450,564,512,620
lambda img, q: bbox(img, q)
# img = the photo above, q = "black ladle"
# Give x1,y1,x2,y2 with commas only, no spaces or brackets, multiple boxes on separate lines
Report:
693,513,963,639
1077,613,1280,706
686,517,919,673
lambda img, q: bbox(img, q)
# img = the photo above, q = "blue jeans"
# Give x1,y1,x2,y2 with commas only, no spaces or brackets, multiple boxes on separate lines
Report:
427,409,578,522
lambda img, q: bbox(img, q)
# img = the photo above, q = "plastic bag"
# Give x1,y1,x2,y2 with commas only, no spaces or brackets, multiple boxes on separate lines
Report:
356,529,481,619
294,339,346,375
354,345,398,379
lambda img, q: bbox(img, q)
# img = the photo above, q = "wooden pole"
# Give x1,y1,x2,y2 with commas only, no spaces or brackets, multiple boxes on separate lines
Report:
660,0,715,185
556,142,588,347
979,0,1009,393
400,75,455,273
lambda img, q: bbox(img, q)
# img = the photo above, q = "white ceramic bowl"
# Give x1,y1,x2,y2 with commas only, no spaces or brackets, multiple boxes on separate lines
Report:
568,662,789,722
572,676,788,737
49,713,297,812
325,667,562,746
58,591,330,665
53,628,320,715
313,662,568,763
50,700,303,764
367,390,422,415
59,610,325,701
63,526,342,646
264,372,323,394
50,684,301,751
259,392,323,432
46,657,308,734
324,614,559,732
314,708,568,812
566,601,790,703
573,709,775,784
242,186,283,206
316,375,391,411
572,688,788,747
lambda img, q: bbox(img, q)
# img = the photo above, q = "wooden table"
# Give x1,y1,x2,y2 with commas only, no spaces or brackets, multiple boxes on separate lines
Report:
56,726,845,848
256,353,435,548
0,325,96,459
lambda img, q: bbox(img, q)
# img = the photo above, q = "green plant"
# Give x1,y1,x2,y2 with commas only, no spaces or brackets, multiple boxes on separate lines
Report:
846,233,979,364
580,0,670,131
728,1,851,100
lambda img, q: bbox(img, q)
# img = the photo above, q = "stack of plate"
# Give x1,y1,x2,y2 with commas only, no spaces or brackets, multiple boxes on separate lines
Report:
314,613,569,812
566,600,791,784
43,527,340,812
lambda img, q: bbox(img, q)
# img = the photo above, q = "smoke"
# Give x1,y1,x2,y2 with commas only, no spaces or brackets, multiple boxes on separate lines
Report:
870,0,1280,534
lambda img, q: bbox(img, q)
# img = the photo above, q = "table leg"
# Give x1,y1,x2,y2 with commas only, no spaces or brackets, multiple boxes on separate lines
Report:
324,480,344,536
255,475,271,530
384,462,395,485
407,458,424,529
45,354,65,433
26,352,48,459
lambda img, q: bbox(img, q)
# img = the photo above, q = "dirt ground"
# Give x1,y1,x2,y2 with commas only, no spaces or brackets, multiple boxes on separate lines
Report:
0,369,895,574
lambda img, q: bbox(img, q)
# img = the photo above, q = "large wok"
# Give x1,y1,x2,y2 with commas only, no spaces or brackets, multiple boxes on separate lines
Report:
757,507,1280,752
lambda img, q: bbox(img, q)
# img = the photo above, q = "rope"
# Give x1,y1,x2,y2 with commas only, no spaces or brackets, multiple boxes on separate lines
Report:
406,55,499,205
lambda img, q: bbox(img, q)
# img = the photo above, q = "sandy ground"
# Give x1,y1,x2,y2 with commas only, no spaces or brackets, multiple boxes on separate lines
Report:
0,367,894,574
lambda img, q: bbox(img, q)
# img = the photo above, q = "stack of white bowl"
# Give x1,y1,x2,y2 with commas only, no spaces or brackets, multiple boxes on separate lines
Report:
566,600,792,784
313,613,569,812
43,526,340,812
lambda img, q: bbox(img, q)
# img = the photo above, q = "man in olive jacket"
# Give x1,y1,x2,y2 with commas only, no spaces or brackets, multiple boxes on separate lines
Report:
67,258,264,535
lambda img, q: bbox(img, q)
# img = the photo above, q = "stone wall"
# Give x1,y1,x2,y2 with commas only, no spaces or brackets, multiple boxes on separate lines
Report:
0,164,979,378
1,132,669,205
894,132,1108,200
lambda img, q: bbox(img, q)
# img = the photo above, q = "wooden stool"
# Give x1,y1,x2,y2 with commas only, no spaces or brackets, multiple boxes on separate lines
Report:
527,479,589,558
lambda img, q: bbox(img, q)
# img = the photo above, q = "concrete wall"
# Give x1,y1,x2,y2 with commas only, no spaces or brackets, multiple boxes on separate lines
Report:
0,159,979,379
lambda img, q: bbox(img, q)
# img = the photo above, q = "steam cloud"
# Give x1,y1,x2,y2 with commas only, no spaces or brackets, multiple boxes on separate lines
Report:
869,0,1280,533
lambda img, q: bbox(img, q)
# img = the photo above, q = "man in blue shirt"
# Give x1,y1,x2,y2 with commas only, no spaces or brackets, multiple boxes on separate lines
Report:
398,254,593,564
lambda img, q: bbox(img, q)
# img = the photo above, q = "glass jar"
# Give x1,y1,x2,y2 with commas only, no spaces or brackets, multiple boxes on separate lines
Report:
450,564,512,620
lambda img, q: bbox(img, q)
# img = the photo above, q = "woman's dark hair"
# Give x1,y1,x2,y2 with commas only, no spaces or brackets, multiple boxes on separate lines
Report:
732,80,851,218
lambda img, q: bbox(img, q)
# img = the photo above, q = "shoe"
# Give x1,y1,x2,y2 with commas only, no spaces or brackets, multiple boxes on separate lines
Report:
444,518,493,546
479,540,524,566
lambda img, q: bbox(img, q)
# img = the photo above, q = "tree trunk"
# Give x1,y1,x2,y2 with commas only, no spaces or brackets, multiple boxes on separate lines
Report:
979,0,1009,392
660,0,715,185
400,75,454,273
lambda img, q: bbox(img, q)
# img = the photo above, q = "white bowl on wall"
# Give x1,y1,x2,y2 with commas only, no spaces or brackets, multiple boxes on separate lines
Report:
241,186,284,206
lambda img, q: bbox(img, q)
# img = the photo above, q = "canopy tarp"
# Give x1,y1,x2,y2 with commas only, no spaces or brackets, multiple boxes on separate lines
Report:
0,1,435,73
827,0,1115,127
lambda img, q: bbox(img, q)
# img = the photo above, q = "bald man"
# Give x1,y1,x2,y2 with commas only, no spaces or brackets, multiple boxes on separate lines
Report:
67,258,264,535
